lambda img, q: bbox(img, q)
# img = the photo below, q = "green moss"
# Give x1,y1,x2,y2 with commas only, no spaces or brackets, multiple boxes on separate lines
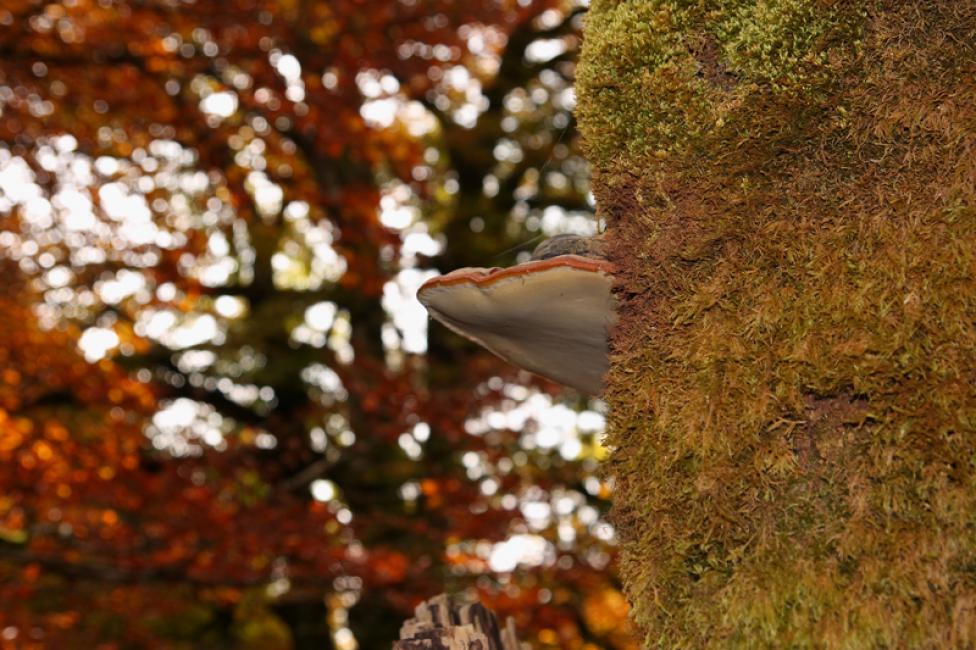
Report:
576,1,706,163
716,0,863,84
579,1,976,646
577,0,866,166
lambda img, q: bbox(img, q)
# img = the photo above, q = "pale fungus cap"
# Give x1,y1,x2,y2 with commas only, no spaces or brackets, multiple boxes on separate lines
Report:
417,255,616,395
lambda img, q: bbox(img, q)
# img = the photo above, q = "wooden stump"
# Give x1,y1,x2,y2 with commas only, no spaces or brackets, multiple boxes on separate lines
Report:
393,593,522,650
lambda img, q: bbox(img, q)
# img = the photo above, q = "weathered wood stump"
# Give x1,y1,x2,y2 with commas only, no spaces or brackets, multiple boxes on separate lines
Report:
393,593,522,650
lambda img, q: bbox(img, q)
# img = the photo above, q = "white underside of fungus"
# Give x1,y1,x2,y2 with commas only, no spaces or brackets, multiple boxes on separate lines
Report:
418,255,616,395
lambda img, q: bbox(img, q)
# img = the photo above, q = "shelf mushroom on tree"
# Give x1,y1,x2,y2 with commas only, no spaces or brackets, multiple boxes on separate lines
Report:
411,235,614,649
418,235,616,395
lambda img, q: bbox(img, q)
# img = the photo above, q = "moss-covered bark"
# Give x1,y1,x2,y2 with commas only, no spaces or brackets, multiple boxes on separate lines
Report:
577,1,976,647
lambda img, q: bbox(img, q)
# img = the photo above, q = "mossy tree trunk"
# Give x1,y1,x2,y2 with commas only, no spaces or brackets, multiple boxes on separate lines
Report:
576,1,976,647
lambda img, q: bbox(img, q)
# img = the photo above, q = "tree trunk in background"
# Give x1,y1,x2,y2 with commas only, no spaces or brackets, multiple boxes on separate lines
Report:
393,594,521,650
577,1,976,646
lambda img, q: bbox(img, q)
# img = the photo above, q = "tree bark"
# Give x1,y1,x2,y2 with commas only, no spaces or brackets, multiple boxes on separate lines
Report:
577,0,976,646
393,594,521,650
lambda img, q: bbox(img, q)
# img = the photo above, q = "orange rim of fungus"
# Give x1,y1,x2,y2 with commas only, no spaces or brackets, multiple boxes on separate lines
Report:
419,255,615,292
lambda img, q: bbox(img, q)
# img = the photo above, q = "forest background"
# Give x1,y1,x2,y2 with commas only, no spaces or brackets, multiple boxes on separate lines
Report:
0,1,635,648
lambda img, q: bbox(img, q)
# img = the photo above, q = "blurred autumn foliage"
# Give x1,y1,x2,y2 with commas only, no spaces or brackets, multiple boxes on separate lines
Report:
0,1,634,649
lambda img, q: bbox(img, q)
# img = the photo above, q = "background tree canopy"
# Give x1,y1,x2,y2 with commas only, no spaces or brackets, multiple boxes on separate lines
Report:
0,1,634,648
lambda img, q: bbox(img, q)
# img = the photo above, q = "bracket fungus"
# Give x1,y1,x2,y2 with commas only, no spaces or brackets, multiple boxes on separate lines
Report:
418,238,615,395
